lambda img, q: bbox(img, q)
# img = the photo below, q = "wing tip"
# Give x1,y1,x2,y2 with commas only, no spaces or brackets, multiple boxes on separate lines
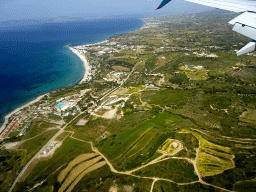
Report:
155,7,161,10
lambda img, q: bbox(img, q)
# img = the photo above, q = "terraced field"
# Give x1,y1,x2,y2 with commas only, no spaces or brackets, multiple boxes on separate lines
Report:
65,161,106,192
240,109,256,125
58,154,105,192
57,153,98,182
180,129,235,177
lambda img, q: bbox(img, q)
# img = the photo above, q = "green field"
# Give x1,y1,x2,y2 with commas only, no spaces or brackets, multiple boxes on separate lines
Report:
141,88,190,108
234,179,256,192
19,129,59,167
100,112,183,162
24,137,92,188
134,158,198,183
180,129,235,177
153,180,218,192
71,165,152,192
240,109,256,125
55,132,70,141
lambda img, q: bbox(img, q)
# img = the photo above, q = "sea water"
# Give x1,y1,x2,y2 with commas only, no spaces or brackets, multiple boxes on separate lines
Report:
0,18,143,125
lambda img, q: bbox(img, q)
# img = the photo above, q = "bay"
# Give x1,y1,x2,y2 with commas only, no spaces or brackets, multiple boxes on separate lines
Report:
0,18,143,125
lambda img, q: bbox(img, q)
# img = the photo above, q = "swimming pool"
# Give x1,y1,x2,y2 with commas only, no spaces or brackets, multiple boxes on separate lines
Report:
56,103,64,109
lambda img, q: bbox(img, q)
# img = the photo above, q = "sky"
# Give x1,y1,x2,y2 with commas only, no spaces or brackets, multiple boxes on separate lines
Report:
0,0,213,21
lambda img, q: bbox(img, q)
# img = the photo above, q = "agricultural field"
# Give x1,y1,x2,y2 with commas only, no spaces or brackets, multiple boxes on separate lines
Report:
179,64,209,80
14,137,93,192
58,155,105,192
153,180,218,192
134,158,198,183
240,109,256,125
57,153,98,182
126,85,145,94
99,112,183,169
71,165,153,192
3,10,256,192
112,65,130,72
180,129,235,177
141,88,190,108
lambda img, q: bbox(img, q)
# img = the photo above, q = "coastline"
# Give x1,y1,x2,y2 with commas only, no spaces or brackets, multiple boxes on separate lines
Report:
0,47,92,135
0,94,47,134
68,47,92,84
0,18,144,136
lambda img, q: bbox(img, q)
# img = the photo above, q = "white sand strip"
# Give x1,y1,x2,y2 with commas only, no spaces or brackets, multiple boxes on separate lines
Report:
69,47,91,84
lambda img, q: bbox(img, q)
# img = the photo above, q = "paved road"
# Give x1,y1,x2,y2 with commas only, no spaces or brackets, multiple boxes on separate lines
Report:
8,61,142,192
8,59,234,192
8,111,85,192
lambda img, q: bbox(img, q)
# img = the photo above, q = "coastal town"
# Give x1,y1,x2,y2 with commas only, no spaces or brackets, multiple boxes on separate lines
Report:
1,11,256,192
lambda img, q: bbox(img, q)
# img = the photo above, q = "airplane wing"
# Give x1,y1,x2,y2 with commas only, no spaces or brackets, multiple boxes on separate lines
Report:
156,0,172,10
156,0,256,56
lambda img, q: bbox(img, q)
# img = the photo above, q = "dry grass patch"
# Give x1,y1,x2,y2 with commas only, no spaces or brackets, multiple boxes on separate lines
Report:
240,109,256,125
58,153,98,182
110,87,129,95
112,65,130,72
65,161,106,192
58,156,102,192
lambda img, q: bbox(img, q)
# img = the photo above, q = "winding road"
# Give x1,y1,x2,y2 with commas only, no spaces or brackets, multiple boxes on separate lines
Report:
8,58,235,192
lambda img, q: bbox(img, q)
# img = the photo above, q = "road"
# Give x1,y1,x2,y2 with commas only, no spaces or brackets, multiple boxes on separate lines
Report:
8,59,234,192
8,60,142,192
70,134,234,192
8,111,86,192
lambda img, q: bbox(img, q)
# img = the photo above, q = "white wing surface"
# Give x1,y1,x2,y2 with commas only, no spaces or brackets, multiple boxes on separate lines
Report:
185,0,256,13
157,0,256,55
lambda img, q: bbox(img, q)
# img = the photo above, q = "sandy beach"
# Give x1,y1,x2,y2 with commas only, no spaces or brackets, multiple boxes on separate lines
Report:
0,94,47,134
0,47,91,135
69,47,91,84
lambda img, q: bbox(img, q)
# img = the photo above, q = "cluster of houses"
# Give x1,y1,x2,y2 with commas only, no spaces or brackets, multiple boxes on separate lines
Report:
74,41,145,56
0,88,93,139
1,111,32,138
103,72,126,84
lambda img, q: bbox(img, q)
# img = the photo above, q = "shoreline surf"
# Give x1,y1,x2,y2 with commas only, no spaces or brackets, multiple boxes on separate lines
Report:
0,19,144,134
68,47,92,84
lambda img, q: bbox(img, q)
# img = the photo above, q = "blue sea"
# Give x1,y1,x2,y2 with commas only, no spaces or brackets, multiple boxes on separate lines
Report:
0,18,143,126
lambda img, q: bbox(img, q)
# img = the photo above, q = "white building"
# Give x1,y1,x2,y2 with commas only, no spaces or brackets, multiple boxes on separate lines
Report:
172,142,178,148
56,98,64,103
